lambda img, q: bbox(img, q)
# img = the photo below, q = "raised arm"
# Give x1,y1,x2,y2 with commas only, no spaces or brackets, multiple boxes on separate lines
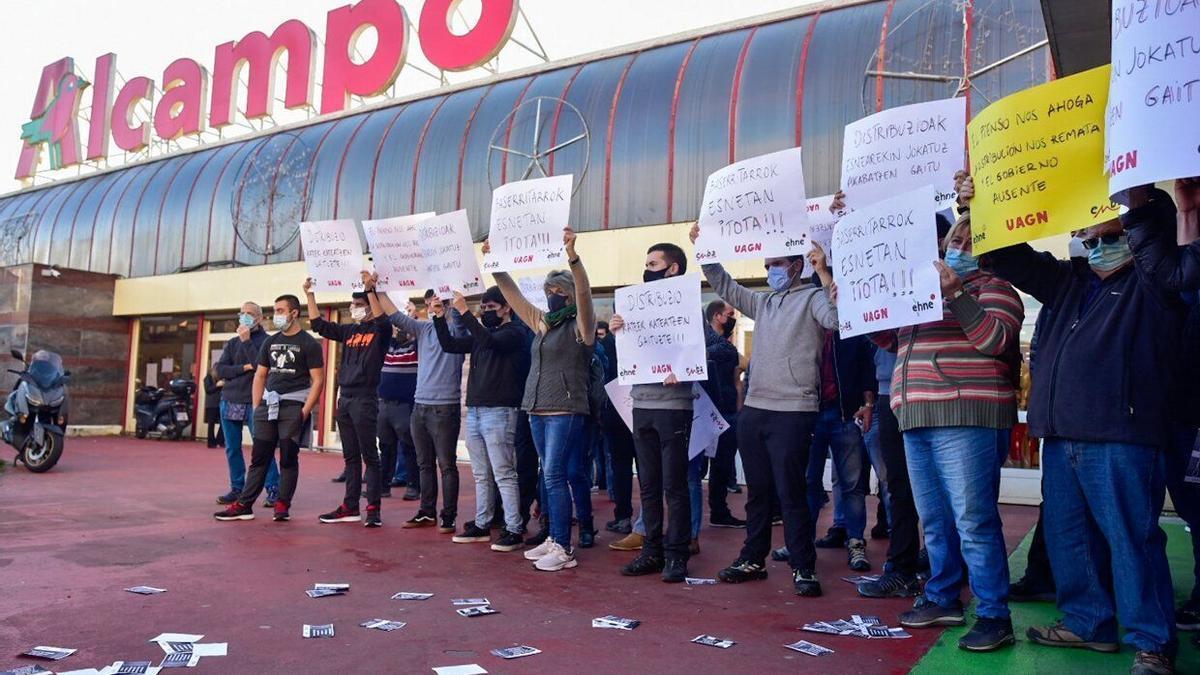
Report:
486,237,546,332
690,223,759,318
940,267,1024,357
1126,186,1198,293
986,244,1073,307
564,228,595,346
432,313,475,354
362,271,385,318
304,277,320,322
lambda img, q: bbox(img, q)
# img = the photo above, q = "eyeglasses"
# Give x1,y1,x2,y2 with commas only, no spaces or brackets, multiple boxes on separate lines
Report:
1079,234,1123,250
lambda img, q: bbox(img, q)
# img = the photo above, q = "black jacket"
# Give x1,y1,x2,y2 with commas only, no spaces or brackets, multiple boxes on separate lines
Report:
830,332,878,422
311,314,392,398
433,313,531,408
213,327,268,404
701,324,740,415
988,197,1182,447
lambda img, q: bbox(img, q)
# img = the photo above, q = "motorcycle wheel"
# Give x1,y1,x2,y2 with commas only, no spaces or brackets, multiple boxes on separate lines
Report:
135,425,148,439
165,423,183,441
23,431,64,473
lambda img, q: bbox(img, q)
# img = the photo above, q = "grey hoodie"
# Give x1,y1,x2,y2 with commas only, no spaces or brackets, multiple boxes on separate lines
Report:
702,264,837,412
387,310,465,406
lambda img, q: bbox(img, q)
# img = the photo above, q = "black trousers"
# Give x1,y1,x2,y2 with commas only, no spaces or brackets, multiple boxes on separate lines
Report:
632,407,692,560
708,412,739,519
239,402,304,506
738,406,817,571
337,395,382,508
1022,502,1055,584
411,403,462,521
378,399,416,489
877,396,920,573
515,411,539,528
603,404,638,521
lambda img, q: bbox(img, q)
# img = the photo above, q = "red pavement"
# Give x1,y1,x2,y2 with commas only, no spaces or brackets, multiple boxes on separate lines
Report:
0,438,1037,674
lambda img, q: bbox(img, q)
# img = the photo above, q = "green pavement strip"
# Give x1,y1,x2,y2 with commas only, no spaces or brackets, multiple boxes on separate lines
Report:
911,522,1199,674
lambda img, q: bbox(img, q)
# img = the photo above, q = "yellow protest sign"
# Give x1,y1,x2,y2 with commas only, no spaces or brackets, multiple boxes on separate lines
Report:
968,65,1117,255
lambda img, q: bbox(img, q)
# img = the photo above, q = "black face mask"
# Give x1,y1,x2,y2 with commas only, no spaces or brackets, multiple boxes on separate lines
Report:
643,267,670,284
547,293,568,313
722,317,736,337
480,310,502,328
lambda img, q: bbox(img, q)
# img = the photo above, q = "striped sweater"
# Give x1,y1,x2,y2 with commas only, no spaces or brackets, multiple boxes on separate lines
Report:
871,269,1023,432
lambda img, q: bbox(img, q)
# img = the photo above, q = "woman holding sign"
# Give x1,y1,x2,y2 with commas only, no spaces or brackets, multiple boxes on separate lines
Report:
870,211,1023,653
486,228,596,573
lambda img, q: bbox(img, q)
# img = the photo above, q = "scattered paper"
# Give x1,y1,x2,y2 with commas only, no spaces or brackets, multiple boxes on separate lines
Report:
157,643,193,655
313,583,349,592
148,634,203,645
1,665,52,675
302,624,335,638
785,640,834,656
489,645,541,660
432,666,487,675
125,586,167,595
158,653,191,669
111,661,155,674
392,592,434,601
306,588,347,598
852,615,881,626
451,598,489,606
189,644,226,658
684,577,717,585
691,635,736,649
592,616,640,630
803,616,912,639
20,647,76,661
360,619,407,632
456,606,499,618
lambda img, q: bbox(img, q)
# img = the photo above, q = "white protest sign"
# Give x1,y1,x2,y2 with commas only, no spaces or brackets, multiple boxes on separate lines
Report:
831,185,942,338
840,97,966,209
801,194,851,278
483,175,573,272
1106,3,1200,193
614,274,707,385
362,212,435,293
516,275,551,312
417,210,485,300
299,219,367,292
603,381,729,459
693,147,810,263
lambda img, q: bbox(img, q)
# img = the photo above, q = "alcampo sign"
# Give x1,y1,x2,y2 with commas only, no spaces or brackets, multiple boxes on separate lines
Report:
16,0,520,180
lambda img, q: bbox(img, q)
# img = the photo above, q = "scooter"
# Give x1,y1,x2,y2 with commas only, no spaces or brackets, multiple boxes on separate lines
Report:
2,349,69,473
134,378,196,440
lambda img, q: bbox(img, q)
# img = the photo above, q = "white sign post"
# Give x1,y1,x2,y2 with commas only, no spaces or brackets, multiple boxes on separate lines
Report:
362,212,435,293
840,97,966,209
831,185,942,338
693,147,810,264
1106,5,1200,193
614,274,707,385
604,381,730,459
417,210,485,299
482,174,573,272
801,194,851,278
299,219,367,292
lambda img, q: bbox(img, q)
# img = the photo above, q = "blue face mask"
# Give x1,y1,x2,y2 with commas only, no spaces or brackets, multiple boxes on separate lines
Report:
766,265,795,292
1088,236,1133,272
238,313,256,328
944,248,979,277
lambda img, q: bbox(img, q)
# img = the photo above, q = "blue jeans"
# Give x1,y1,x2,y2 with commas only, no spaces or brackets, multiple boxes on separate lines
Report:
862,409,891,523
465,407,521,533
806,406,868,540
688,454,706,539
904,426,1009,619
529,414,588,545
1042,438,1175,653
220,400,278,493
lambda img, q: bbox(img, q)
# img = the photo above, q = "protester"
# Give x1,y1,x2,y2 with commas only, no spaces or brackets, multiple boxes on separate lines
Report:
375,289,466,534
609,243,695,582
378,317,421,502
203,369,224,449
214,294,323,522
692,221,837,597
212,302,279,507
489,228,595,572
432,288,532,553
305,275,391,526
702,300,745,529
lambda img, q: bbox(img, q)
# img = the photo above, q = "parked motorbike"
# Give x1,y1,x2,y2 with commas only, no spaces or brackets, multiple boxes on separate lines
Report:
2,349,69,472
134,378,196,440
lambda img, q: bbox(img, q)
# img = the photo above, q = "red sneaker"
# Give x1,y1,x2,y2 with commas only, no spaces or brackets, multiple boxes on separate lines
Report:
273,500,291,522
318,503,361,523
214,502,254,521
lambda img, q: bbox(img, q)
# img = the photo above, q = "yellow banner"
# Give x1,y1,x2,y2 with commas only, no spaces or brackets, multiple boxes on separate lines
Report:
968,65,1117,255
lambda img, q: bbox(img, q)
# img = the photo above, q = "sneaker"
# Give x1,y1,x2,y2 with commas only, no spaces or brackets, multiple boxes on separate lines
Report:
710,513,747,528
579,522,597,549
847,538,871,571
958,616,1016,652
318,503,361,523
689,538,700,556
272,501,290,522
1131,651,1175,675
262,486,279,508
1009,575,1056,602
771,546,789,562
609,533,644,551
438,517,456,534
1177,604,1200,631
216,491,239,505
662,558,687,583
452,522,491,543
857,570,920,598
899,596,965,628
491,530,524,552
814,526,847,549
870,521,890,540
534,542,578,571
718,559,768,583
605,518,632,534
1025,622,1119,653
524,537,557,561
621,554,665,577
402,487,420,501
331,472,347,483
402,513,436,528
364,505,382,528
524,528,550,548
214,502,254,521
792,569,822,597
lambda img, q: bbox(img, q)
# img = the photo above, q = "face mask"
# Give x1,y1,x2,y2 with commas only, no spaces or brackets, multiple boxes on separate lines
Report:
272,314,291,330
722,316,736,337
944,248,979,276
238,313,256,328
349,306,368,322
643,267,670,284
481,310,502,328
766,265,795,292
1088,236,1133,273
547,293,568,313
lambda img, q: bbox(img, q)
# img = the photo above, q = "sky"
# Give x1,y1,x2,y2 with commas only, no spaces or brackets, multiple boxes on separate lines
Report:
0,0,823,192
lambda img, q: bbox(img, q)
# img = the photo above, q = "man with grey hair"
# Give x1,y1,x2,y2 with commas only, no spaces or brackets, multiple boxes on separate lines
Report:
213,301,279,506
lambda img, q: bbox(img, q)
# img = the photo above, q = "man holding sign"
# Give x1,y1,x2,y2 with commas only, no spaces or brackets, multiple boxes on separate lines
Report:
609,243,702,583
692,222,837,598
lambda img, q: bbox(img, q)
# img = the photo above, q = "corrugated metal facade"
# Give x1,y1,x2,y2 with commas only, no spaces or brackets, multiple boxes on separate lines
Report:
0,0,1050,278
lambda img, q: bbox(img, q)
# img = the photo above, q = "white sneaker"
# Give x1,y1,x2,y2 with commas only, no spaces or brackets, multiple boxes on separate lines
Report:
533,542,577,571
524,537,556,561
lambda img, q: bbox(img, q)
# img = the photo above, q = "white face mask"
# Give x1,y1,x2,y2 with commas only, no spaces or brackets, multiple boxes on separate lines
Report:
350,306,368,322
273,314,290,330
